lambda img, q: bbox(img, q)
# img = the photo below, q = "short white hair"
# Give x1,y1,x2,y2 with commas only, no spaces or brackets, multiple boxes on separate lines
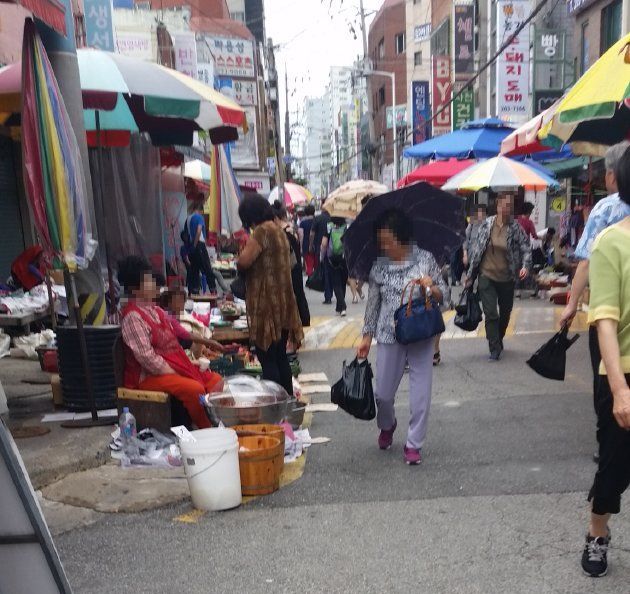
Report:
605,141,630,172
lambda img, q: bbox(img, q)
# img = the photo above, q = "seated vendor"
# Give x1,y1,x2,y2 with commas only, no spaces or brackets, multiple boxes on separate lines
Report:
11,246,45,290
118,256,223,429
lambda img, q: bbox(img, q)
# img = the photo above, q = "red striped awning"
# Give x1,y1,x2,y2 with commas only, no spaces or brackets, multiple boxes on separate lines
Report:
1,0,66,35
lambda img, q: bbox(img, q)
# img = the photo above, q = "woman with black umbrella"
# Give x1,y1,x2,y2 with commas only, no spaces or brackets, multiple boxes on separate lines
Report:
357,209,447,465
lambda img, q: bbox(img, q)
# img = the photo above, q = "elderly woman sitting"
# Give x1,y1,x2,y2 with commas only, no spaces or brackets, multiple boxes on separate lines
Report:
118,256,223,429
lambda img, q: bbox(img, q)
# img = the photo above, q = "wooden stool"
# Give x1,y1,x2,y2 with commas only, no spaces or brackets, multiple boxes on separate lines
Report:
117,388,172,433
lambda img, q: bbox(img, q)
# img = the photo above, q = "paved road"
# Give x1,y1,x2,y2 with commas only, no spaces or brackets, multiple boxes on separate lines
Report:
55,293,630,593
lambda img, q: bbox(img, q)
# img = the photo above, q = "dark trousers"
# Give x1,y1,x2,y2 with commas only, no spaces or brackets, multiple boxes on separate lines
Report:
478,275,515,355
190,243,216,293
323,258,334,303
329,259,348,313
589,374,630,515
256,330,293,396
589,325,602,411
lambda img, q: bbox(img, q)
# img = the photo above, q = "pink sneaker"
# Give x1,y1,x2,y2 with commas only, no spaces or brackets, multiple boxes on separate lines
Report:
403,445,422,465
378,420,397,450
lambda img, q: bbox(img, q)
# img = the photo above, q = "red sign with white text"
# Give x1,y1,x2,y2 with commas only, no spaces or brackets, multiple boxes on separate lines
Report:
432,56,452,135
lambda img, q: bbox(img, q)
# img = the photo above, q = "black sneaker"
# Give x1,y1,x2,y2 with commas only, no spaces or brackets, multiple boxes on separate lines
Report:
581,534,609,577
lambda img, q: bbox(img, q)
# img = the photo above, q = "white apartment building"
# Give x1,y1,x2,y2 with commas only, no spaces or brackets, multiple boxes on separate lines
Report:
300,94,332,198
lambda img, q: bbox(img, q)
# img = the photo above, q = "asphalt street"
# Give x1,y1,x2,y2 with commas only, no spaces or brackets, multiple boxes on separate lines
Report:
55,292,630,593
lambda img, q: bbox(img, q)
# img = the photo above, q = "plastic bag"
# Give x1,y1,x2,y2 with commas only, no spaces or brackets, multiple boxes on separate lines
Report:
331,358,376,421
119,428,182,468
454,288,483,332
11,330,56,360
527,327,579,381
305,264,325,292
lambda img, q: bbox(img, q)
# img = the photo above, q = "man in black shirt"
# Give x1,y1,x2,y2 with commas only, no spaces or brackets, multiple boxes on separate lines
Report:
310,209,333,303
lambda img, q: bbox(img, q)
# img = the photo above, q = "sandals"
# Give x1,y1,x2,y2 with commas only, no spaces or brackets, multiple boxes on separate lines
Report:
433,352,441,366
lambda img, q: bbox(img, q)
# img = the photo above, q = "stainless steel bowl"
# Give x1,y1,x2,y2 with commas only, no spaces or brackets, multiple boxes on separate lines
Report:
204,393,289,426
286,402,307,429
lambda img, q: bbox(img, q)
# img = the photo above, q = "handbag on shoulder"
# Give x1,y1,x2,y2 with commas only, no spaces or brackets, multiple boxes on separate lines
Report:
394,279,445,345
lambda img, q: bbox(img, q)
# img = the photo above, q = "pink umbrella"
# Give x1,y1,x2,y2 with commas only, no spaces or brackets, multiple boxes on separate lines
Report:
268,182,312,207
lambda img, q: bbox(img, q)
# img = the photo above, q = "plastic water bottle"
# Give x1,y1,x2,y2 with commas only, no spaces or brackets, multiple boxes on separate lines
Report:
119,407,137,445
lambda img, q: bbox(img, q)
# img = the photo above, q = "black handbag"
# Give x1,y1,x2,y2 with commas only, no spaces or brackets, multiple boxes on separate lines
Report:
230,274,246,300
454,288,483,332
331,358,376,421
305,263,325,292
394,280,445,345
527,327,580,381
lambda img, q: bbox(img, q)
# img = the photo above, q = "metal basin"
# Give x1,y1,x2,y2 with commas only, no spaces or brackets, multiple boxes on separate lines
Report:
204,394,289,426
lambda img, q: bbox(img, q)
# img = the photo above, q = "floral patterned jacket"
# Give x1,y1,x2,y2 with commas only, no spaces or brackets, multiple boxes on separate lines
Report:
468,215,532,281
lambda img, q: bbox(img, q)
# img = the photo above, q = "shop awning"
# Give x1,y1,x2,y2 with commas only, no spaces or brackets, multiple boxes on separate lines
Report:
545,156,601,178
0,0,66,35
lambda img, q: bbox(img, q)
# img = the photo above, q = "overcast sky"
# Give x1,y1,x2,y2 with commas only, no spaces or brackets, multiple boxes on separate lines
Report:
265,0,382,126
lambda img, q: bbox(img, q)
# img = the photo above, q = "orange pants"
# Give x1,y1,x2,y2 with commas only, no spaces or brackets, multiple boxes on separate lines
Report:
138,373,222,429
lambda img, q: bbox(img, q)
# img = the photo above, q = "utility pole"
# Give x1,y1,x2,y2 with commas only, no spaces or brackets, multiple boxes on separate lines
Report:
284,67,292,183
359,0,378,181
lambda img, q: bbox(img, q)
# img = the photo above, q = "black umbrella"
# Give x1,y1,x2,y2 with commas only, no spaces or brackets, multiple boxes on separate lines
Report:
344,182,466,282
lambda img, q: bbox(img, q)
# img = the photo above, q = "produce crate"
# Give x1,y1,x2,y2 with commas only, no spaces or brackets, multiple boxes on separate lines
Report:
209,355,245,377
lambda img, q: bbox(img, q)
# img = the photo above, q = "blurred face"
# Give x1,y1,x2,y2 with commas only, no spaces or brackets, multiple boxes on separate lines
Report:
134,273,158,302
475,208,486,222
170,292,186,313
496,195,514,219
605,169,618,194
377,227,404,259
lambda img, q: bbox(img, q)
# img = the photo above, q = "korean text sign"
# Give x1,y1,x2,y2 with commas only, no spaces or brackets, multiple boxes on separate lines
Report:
432,56,452,135
84,0,114,51
412,81,431,144
454,3,475,78
496,0,531,121
208,36,255,78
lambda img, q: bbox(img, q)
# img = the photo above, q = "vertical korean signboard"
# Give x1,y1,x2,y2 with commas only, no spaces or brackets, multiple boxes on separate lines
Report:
452,83,474,130
496,0,531,122
172,33,198,79
454,3,475,78
412,81,431,144
84,0,114,51
432,56,452,136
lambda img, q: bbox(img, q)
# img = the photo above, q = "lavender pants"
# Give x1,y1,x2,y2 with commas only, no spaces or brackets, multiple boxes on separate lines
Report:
375,338,435,450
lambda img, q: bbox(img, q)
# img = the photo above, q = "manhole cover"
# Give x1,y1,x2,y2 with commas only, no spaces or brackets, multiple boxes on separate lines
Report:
10,426,51,439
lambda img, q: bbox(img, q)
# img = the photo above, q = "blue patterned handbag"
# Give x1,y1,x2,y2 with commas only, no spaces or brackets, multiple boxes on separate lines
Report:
394,279,445,345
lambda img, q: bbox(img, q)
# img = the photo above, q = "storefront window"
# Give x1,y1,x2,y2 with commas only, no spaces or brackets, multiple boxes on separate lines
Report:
601,0,622,53
580,21,590,75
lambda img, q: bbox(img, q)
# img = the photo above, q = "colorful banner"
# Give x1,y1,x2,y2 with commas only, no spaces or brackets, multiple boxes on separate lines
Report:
411,80,431,144
172,32,198,79
432,56,452,135
454,3,475,78
496,0,531,121
84,0,114,52
206,36,255,78
386,105,407,129
452,83,474,130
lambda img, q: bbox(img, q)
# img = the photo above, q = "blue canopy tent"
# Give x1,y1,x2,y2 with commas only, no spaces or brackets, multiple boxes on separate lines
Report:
404,118,514,160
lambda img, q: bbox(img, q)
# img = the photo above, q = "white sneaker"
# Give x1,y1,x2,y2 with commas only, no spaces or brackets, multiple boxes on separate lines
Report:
340,310,347,317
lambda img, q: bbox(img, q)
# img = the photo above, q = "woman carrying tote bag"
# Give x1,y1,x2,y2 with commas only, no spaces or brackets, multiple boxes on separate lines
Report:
357,209,447,465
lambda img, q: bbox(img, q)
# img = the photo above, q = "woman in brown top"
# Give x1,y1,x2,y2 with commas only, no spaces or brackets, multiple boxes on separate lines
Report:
237,194,304,395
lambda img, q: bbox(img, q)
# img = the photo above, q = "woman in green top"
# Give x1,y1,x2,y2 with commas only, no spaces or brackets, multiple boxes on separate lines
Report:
581,146,630,578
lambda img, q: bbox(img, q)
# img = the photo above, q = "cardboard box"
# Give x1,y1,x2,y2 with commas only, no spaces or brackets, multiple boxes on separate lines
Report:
50,269,64,285
50,374,63,407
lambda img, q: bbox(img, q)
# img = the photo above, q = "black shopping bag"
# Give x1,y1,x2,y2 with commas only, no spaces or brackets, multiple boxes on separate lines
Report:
454,288,483,332
331,358,376,421
527,327,579,381
305,264,325,292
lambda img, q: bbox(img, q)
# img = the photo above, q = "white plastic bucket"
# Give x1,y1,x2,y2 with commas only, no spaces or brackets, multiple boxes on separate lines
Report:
180,427,242,511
